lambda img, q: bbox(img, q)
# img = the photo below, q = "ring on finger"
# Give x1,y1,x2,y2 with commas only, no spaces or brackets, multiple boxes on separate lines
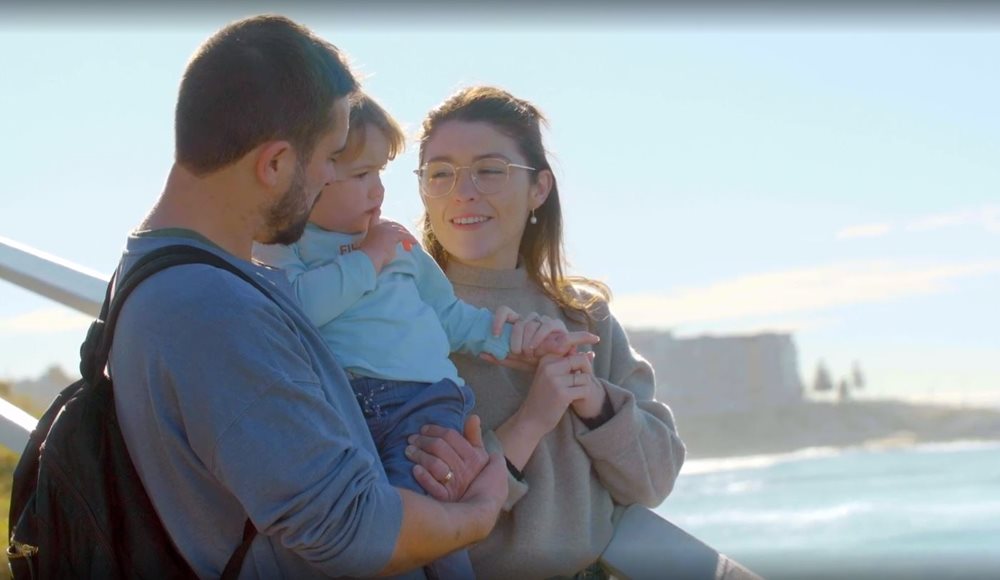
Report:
442,470,454,484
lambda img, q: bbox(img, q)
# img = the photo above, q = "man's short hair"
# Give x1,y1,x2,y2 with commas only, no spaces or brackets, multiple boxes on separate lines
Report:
175,15,359,175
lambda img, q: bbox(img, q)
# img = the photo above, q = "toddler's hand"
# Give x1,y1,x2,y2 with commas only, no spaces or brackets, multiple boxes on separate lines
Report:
360,212,418,273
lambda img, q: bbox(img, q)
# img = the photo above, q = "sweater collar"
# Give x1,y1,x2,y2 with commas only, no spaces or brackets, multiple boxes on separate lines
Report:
444,260,530,289
296,223,366,264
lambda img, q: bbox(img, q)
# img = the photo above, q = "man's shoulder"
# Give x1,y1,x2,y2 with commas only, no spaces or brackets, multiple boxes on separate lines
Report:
116,243,292,328
150,266,283,314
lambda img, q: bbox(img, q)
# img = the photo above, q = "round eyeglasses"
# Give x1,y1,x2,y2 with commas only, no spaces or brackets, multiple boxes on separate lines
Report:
414,158,537,198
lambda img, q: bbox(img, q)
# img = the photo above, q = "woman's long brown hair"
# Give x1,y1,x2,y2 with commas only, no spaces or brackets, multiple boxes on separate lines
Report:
418,86,610,322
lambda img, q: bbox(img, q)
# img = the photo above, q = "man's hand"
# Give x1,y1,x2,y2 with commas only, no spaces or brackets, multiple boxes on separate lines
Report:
407,415,493,502
381,417,507,576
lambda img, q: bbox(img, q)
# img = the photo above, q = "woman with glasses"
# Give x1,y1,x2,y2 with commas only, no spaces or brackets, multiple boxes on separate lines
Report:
255,92,606,579
408,86,687,579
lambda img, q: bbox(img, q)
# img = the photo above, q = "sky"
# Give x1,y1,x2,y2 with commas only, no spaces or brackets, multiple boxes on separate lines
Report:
1,5,998,405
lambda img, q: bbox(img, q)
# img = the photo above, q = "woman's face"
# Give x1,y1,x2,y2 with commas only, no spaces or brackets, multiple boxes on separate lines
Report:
420,120,550,270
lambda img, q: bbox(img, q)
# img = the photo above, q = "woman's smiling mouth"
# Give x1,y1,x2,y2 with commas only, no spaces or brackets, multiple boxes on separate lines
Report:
451,216,490,226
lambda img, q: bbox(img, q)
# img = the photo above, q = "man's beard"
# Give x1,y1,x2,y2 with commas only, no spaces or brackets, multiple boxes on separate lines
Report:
262,162,314,246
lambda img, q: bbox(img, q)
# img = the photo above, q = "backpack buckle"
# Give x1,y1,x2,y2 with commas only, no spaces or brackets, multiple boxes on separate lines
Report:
7,539,38,558
8,540,38,579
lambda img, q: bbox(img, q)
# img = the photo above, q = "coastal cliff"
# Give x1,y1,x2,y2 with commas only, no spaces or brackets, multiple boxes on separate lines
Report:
8,332,1000,461
628,330,804,417
626,329,1000,459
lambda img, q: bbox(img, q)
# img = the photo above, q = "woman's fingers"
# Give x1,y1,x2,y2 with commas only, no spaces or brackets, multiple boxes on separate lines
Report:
534,330,601,357
518,316,547,356
526,317,567,352
555,372,591,399
563,331,600,348
533,353,596,402
542,351,594,377
492,305,519,336
510,314,541,355
481,352,537,371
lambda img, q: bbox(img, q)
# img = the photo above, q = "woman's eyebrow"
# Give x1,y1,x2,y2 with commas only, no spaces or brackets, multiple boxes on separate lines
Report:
423,152,512,163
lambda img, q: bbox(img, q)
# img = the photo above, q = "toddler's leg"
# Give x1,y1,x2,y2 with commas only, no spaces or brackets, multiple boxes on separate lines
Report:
378,379,477,580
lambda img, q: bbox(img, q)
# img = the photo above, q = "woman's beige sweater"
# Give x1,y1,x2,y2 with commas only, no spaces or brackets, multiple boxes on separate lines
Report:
445,262,686,580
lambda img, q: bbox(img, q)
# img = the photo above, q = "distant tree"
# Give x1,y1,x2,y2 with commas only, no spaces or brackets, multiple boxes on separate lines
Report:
813,361,833,392
0,379,9,398
838,378,851,402
852,361,866,389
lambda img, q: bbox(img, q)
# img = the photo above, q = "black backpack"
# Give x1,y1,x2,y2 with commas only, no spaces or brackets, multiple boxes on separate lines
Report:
7,245,272,579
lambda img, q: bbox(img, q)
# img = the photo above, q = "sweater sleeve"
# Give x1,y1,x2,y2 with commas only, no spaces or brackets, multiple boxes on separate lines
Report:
569,306,686,508
412,247,512,358
253,241,377,327
481,430,531,511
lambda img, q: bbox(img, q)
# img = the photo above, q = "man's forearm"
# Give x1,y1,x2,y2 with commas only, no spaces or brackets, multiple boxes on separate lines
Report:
376,488,499,575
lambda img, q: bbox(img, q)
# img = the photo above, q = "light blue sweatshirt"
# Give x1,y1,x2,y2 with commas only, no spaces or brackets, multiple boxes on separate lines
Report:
253,222,512,386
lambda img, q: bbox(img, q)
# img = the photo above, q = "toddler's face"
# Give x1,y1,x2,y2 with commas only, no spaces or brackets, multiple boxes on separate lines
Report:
309,124,390,235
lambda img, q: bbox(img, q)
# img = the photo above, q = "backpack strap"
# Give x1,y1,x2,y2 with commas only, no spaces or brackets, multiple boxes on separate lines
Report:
81,244,277,385
84,244,266,577
221,519,259,580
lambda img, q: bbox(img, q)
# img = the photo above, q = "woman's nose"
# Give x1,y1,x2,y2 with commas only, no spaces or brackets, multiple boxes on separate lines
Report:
453,168,480,200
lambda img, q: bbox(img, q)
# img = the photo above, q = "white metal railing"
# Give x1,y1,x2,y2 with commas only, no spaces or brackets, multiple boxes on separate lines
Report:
1,236,108,452
0,236,107,317
0,397,38,453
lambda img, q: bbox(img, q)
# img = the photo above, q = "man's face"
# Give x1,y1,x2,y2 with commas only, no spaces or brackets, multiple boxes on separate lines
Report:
263,160,310,246
261,97,351,245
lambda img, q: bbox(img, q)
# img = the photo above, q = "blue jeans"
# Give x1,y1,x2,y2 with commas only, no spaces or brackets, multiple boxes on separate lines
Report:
351,376,477,580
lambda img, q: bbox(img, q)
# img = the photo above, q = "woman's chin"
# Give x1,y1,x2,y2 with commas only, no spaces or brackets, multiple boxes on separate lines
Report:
449,249,519,270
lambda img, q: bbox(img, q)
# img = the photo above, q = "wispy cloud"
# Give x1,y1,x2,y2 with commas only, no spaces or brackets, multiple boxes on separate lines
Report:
613,260,1000,329
835,204,999,241
906,205,1000,234
836,222,893,240
0,308,91,334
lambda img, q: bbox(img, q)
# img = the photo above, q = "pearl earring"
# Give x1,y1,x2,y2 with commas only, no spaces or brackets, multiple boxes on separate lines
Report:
529,210,538,225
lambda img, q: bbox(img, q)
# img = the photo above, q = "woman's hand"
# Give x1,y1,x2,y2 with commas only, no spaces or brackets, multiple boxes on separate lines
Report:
519,353,591,434
510,312,567,358
406,414,491,502
484,308,600,370
568,365,608,421
494,351,597,469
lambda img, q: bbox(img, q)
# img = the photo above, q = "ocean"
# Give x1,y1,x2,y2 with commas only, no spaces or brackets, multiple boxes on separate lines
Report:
655,440,1000,579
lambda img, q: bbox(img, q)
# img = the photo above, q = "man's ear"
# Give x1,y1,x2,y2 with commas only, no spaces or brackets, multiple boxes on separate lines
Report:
530,168,554,211
255,140,297,190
